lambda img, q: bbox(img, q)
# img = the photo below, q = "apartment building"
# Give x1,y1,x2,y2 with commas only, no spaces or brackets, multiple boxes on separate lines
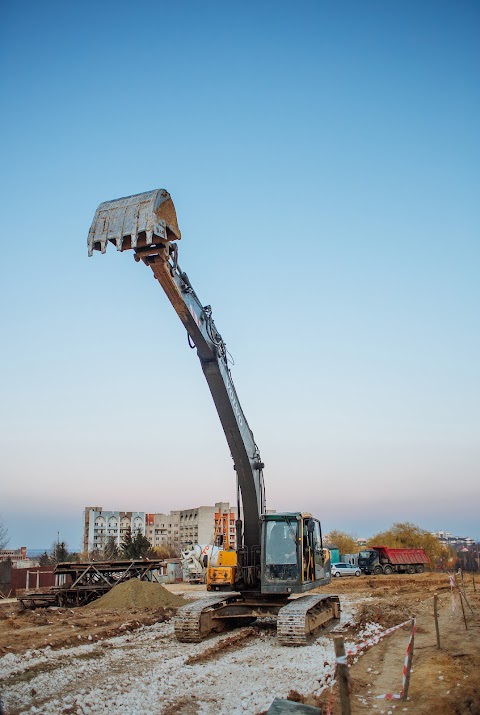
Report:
148,502,238,550
145,511,180,549
432,530,475,548
0,546,28,564
83,507,146,554
83,502,238,554
213,502,238,549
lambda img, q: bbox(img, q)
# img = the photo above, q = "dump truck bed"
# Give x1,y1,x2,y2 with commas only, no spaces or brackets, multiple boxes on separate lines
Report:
372,546,429,565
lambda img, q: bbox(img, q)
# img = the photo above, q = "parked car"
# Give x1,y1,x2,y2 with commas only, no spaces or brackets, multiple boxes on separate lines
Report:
331,562,361,578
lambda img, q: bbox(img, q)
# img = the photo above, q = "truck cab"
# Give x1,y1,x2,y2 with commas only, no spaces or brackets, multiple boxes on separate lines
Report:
358,549,381,574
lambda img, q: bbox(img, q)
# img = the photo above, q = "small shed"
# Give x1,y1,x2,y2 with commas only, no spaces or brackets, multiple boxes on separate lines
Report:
326,545,340,563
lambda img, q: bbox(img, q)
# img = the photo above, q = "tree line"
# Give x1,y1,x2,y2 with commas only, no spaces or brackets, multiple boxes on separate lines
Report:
324,521,458,568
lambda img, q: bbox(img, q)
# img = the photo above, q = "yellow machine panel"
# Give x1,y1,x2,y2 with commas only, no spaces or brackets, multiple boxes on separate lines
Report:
218,550,237,567
207,549,237,591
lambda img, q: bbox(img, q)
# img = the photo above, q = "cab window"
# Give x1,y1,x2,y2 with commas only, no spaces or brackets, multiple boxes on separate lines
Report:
264,520,298,581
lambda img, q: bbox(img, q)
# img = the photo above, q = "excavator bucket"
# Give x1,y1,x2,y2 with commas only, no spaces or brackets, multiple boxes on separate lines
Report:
87,188,181,257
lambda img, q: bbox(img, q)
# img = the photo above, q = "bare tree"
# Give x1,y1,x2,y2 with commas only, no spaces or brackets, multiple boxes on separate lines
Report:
0,517,9,552
152,543,181,559
102,536,119,560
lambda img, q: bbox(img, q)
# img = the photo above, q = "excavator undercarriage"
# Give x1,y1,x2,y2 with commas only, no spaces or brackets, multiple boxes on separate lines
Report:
174,593,340,646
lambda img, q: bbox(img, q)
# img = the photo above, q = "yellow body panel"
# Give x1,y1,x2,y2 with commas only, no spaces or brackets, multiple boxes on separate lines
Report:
206,550,237,590
217,550,237,566
207,565,236,590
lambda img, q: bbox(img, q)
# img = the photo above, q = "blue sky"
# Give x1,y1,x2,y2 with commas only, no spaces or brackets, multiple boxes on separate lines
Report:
1,1,478,551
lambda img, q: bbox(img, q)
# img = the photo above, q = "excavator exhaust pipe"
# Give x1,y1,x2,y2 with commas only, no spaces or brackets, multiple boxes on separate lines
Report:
87,188,181,257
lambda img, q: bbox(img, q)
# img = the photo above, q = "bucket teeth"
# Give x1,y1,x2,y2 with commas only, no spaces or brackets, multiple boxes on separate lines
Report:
88,188,180,257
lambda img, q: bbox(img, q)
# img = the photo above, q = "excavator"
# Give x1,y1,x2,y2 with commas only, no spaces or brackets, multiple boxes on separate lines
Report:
87,188,340,645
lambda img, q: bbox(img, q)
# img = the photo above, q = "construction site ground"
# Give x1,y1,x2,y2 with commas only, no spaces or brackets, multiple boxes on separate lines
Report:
0,573,478,715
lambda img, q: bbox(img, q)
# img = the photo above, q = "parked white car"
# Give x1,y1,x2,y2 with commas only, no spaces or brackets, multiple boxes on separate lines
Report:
331,562,361,577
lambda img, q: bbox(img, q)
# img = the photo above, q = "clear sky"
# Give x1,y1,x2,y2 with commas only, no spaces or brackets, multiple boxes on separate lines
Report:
1,1,478,551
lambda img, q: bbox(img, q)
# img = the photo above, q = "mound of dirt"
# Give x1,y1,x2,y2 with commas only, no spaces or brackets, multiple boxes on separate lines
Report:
85,579,187,610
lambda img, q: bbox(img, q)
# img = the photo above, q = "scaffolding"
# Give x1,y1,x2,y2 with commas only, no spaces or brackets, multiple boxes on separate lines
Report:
18,558,167,609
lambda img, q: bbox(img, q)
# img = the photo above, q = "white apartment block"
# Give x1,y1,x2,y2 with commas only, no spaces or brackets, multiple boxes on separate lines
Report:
83,507,146,554
432,530,475,547
84,502,238,555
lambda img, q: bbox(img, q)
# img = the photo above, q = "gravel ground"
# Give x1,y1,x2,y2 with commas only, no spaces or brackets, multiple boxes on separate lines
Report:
4,573,476,714
1,597,370,715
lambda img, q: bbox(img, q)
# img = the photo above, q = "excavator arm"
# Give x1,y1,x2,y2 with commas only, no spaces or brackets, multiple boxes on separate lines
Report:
88,189,265,556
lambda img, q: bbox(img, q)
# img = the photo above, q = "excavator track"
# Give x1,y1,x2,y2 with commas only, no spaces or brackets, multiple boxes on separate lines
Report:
277,594,340,646
174,595,237,643
174,593,340,646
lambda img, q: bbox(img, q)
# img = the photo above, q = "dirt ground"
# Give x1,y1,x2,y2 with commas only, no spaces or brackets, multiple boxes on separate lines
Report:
0,602,177,657
291,573,480,715
0,573,478,714
0,579,192,656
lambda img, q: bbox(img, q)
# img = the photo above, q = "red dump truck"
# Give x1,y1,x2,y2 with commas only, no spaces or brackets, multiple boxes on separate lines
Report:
357,546,429,575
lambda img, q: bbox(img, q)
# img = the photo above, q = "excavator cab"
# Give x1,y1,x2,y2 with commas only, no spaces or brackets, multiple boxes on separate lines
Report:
261,513,331,595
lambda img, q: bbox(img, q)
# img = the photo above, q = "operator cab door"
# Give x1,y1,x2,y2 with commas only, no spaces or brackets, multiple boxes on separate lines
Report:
302,517,328,585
